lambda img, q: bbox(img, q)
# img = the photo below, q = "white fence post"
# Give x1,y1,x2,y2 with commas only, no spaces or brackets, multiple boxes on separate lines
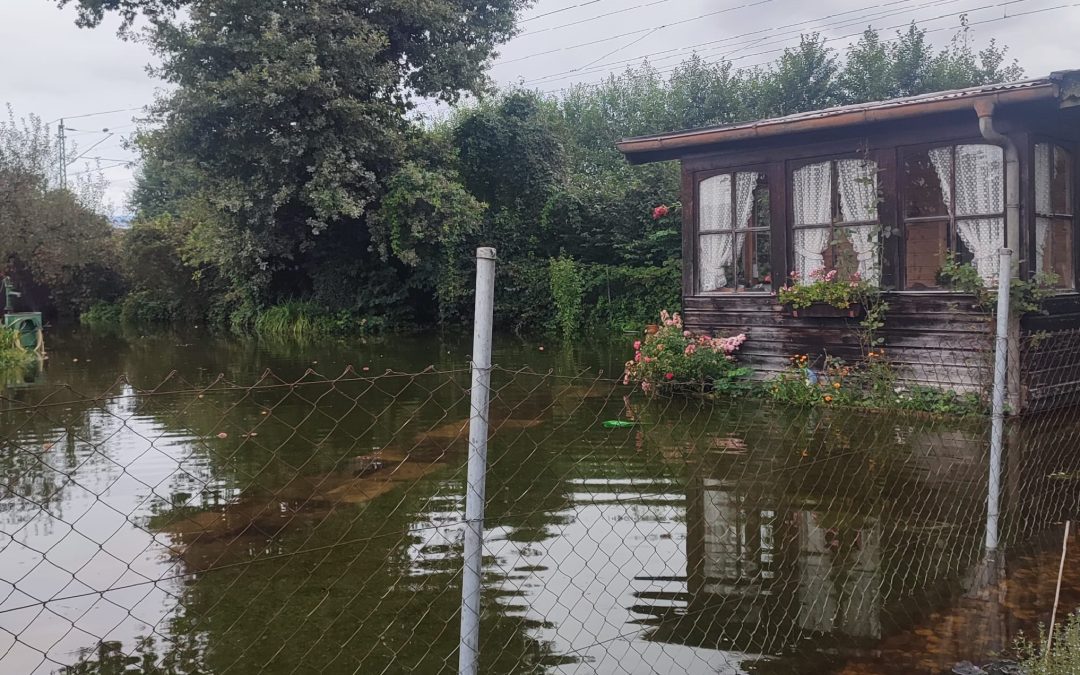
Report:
459,247,496,675
987,247,1012,552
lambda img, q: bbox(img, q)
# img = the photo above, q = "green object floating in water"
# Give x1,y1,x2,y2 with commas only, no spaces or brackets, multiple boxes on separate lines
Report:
602,420,636,429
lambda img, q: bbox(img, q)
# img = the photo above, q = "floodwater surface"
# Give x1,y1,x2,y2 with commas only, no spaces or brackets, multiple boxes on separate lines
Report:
1,328,1079,674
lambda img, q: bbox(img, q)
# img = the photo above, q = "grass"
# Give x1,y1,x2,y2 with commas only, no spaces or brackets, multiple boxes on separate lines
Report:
252,301,381,341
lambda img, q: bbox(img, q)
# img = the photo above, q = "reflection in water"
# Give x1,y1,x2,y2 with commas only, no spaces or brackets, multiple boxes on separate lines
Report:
0,330,1079,674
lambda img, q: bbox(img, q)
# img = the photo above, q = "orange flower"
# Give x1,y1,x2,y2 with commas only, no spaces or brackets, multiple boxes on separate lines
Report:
832,382,841,389
824,395,833,403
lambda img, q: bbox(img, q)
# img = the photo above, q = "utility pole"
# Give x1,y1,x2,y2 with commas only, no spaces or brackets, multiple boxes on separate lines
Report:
58,119,66,189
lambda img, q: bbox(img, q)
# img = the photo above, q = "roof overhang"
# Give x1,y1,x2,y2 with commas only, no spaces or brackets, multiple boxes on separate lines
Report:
617,73,1078,165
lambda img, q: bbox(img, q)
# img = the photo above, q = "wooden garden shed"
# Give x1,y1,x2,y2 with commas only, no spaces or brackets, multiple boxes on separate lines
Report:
618,71,1080,411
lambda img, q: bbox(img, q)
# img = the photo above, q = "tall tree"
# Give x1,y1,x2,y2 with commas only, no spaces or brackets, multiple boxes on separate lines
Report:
83,0,528,323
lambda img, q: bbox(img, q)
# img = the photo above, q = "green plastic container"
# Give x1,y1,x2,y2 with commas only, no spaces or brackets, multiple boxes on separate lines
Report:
5,312,43,350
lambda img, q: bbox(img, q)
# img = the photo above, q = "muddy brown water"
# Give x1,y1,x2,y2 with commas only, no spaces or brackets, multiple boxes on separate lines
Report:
1,327,1079,674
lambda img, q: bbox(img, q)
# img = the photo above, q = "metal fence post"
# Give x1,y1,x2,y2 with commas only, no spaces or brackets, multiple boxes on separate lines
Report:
459,247,496,675
987,247,1012,552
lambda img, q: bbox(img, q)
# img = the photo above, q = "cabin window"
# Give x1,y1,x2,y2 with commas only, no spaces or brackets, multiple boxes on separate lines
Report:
902,144,1004,289
1035,142,1074,288
697,171,770,293
791,159,880,285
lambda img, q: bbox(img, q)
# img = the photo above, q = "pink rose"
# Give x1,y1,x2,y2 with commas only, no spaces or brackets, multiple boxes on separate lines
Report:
664,372,675,381
652,205,670,220
683,330,691,337
633,340,641,350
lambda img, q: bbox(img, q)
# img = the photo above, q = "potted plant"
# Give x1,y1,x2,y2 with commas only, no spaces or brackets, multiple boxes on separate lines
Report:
778,269,872,319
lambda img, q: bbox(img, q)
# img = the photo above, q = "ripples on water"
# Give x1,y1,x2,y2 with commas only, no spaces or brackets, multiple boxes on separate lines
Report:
0,329,1079,674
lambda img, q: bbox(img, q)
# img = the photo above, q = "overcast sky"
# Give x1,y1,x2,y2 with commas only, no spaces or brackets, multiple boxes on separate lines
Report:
1,0,1077,212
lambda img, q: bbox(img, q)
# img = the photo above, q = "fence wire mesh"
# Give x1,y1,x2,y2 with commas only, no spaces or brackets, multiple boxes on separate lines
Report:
1,340,1080,674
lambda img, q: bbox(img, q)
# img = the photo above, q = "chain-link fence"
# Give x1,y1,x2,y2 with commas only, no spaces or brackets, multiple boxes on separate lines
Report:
1,251,1079,675
1,346,1079,674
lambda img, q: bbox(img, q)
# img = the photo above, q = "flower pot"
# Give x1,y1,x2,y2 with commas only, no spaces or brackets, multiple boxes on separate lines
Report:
787,302,865,319
645,324,660,335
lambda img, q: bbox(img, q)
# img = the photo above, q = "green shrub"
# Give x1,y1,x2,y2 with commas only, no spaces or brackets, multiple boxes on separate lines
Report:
120,290,178,326
0,326,34,371
549,255,584,339
1015,610,1080,674
583,261,681,333
80,302,123,329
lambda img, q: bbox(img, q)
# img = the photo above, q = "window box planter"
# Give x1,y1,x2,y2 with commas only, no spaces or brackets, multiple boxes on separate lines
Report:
787,302,865,319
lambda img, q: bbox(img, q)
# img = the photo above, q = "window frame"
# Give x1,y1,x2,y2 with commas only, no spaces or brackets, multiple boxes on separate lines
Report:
1029,136,1078,290
898,140,1007,292
787,154,882,285
693,165,773,295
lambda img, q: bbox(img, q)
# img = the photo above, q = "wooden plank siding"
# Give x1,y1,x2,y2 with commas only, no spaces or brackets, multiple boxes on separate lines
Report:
683,294,993,390
1021,295,1080,411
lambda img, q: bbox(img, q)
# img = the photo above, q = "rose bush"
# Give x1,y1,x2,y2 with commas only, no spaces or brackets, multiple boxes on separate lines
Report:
624,310,750,394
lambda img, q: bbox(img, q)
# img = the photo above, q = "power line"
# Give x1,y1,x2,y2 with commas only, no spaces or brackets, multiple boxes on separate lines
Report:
519,0,953,85
67,133,115,166
68,161,132,177
575,26,662,73
536,0,1065,95
521,0,677,36
47,106,143,125
74,156,139,164
496,0,774,66
520,0,604,23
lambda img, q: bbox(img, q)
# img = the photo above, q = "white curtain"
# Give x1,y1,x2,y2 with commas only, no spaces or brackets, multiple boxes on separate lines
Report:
929,145,1004,284
699,173,732,232
699,174,734,290
837,159,877,222
793,162,832,283
838,159,881,283
733,172,758,284
793,162,832,225
1035,143,1052,274
699,234,733,291
734,172,757,228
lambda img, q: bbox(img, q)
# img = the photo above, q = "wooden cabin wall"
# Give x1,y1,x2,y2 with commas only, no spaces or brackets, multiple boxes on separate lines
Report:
675,108,1049,396
683,295,993,390
1016,105,1080,412
672,102,1080,406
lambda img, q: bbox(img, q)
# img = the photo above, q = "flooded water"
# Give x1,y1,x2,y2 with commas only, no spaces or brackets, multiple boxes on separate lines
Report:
1,327,1079,674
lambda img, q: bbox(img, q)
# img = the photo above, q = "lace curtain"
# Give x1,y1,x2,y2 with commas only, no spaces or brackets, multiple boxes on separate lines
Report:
837,159,880,284
698,174,733,291
1035,143,1052,275
928,145,1004,284
792,162,832,283
697,173,757,291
